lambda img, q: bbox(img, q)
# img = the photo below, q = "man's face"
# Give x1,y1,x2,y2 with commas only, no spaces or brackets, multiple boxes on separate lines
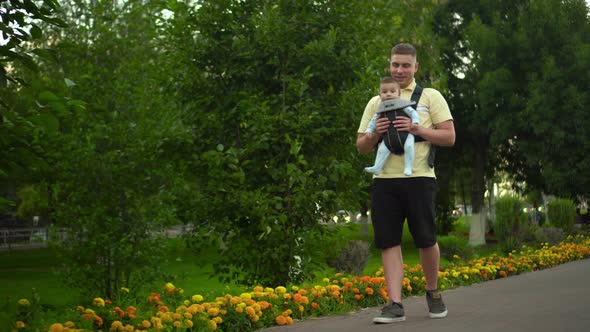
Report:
379,83,400,100
390,54,418,89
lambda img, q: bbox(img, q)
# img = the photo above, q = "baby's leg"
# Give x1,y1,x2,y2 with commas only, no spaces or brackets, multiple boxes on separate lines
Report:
403,134,415,176
365,142,390,175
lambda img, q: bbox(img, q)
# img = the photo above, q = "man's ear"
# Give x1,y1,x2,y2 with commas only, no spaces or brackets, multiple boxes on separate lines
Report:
414,62,419,74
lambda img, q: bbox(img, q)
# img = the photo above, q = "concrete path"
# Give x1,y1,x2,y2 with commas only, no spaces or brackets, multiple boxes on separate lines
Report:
260,259,590,332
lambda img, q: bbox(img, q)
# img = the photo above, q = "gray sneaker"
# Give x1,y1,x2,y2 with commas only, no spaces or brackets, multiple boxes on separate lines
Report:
372,301,406,324
426,289,448,318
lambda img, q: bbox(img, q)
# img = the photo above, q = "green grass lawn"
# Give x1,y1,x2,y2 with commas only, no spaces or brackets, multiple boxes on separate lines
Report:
0,219,491,311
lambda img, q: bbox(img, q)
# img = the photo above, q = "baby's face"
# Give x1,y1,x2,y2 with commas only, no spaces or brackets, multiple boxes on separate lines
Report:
379,83,400,100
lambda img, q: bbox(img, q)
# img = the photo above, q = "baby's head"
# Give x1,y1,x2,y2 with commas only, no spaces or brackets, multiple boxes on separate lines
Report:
379,77,401,101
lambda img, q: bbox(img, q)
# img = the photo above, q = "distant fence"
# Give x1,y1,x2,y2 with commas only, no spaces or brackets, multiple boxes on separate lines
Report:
0,227,66,250
0,225,192,250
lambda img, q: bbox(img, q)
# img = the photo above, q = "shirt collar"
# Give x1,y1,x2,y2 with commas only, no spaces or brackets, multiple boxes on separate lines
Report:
402,79,417,93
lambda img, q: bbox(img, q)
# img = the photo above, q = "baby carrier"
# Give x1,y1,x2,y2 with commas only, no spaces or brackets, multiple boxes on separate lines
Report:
377,85,436,167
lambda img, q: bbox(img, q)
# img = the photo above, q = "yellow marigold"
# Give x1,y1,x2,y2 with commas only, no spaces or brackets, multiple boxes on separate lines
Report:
15,321,25,329
275,286,287,294
173,321,181,328
235,307,244,313
207,307,219,317
185,320,193,328
264,287,275,294
208,320,217,330
214,316,223,324
93,298,105,307
17,299,30,306
120,287,129,293
191,294,204,303
240,292,252,300
141,320,151,328
48,323,63,332
286,316,294,325
291,285,299,291
64,321,74,328
111,320,123,329
183,312,193,319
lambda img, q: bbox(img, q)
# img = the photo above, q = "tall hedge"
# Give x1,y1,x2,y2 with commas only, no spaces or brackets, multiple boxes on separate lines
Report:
547,198,576,232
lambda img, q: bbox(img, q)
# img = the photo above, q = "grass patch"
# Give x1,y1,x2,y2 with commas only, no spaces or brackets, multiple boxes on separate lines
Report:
0,220,495,311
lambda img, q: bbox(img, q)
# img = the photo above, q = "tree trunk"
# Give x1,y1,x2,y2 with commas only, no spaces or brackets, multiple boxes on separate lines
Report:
469,145,487,246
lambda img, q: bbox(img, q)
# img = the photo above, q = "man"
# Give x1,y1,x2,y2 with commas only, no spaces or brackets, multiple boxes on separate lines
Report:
356,43,455,323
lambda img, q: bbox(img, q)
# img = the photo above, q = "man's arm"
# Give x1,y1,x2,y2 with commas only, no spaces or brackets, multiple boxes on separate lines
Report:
413,119,455,146
356,116,391,154
393,117,455,146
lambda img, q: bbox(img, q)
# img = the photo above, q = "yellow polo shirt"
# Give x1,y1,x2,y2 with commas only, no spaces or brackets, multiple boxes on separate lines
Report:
357,80,452,178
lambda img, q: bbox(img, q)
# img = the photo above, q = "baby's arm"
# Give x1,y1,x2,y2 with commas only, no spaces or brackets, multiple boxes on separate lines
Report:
366,113,379,133
403,106,419,124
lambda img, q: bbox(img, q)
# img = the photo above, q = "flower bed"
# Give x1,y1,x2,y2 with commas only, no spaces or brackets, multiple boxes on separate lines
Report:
12,235,590,331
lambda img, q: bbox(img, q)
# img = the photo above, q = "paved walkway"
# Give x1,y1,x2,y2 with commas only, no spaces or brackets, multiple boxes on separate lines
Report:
261,258,590,332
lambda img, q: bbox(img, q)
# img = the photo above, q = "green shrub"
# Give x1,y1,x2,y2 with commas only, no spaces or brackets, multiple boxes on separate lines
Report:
533,226,565,245
327,240,370,275
547,199,576,232
437,235,474,261
495,195,525,254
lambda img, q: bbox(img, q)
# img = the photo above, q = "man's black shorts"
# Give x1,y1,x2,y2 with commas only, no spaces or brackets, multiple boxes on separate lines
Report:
371,177,437,249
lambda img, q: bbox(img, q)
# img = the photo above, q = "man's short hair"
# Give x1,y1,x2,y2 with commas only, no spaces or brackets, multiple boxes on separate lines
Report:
391,43,417,57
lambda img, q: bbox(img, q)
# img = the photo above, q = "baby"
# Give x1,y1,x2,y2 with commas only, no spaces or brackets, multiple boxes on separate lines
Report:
364,77,420,176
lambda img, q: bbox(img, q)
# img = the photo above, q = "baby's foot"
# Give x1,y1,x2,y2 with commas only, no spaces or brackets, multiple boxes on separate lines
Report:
365,166,380,175
404,167,412,176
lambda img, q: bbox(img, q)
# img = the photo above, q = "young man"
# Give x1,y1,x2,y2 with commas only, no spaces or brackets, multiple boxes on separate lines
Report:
356,43,455,323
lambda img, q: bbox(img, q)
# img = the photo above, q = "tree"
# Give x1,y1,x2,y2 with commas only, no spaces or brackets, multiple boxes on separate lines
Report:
6,0,195,297
165,0,448,286
434,0,590,245
0,0,66,212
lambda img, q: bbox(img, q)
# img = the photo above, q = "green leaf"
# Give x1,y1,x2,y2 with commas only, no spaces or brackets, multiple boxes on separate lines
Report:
38,90,59,103
30,24,42,39
31,48,57,62
31,113,60,134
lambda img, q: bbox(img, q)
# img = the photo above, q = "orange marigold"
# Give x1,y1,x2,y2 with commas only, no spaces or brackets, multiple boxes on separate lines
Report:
275,315,287,326
48,323,63,332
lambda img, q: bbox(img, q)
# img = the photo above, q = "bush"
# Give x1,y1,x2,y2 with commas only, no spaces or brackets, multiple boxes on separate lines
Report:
495,195,526,254
327,240,370,275
534,226,565,245
437,235,474,261
547,199,576,232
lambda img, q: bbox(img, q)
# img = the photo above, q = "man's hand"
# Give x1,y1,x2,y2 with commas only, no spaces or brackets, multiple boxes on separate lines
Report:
393,116,417,134
375,116,392,134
